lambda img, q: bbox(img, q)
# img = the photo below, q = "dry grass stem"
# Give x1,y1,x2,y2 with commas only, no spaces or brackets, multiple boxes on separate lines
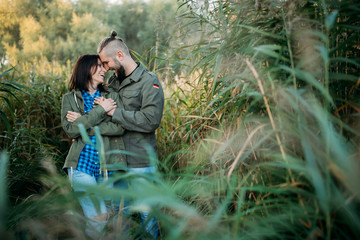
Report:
227,124,265,181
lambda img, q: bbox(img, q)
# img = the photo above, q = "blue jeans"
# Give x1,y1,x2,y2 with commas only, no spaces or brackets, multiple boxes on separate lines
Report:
113,166,159,239
68,169,108,236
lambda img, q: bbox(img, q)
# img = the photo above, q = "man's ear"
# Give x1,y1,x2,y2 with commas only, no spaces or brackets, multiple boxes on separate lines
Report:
115,50,124,60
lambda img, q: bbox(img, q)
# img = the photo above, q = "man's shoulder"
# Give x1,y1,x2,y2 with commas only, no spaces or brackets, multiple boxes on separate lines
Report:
134,63,156,80
144,68,158,78
139,68,160,86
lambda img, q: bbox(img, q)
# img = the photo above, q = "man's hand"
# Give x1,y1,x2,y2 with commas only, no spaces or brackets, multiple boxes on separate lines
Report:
107,108,116,116
94,97,117,112
66,111,81,122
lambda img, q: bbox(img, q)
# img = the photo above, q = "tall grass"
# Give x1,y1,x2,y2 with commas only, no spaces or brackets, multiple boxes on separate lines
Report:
156,0,360,239
0,67,69,205
0,0,359,239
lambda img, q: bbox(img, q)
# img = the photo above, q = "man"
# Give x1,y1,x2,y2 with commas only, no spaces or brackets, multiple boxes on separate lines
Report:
95,30,164,239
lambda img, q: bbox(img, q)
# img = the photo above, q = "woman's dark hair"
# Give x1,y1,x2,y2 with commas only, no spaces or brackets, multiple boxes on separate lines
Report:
68,54,100,91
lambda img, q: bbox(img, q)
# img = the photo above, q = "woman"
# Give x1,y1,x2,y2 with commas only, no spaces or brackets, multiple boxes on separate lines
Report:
61,54,126,237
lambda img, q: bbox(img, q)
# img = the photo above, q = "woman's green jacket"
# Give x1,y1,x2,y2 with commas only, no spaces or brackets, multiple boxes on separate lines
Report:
61,86,126,172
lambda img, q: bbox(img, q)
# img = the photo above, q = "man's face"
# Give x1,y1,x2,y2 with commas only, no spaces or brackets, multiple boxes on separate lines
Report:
99,51,126,80
99,51,118,72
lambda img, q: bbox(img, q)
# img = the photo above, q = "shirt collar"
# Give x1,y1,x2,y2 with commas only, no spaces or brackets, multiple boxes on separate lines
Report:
81,89,100,98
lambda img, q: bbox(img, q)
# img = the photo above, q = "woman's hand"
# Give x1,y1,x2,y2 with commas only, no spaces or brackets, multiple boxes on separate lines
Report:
94,96,105,103
95,97,117,112
66,111,81,122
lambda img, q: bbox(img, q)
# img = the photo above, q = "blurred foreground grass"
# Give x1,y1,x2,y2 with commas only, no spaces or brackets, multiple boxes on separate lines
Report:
0,0,360,239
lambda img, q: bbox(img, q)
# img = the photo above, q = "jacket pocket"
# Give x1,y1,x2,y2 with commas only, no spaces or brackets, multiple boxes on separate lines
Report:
122,90,140,99
121,90,141,109
107,137,126,165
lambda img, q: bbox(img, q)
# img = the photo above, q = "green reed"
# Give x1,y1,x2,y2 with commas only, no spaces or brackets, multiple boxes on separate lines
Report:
0,0,359,239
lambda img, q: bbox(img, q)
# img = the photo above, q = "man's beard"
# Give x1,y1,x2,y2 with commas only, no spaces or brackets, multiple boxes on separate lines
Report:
116,65,126,81
113,58,126,81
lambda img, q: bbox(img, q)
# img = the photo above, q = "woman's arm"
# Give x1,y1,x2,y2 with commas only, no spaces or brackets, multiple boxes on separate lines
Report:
88,93,125,136
61,94,108,139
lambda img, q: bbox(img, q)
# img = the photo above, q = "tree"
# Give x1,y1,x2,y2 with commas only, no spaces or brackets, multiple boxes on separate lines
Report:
0,0,180,68
59,12,110,61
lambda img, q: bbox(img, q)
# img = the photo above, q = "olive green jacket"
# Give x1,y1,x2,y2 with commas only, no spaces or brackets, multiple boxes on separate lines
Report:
61,87,126,171
108,63,164,167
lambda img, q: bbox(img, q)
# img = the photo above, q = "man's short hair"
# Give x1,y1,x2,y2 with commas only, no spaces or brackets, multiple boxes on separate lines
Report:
97,30,130,57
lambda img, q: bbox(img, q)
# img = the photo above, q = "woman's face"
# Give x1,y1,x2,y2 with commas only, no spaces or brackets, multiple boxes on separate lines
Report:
90,59,106,88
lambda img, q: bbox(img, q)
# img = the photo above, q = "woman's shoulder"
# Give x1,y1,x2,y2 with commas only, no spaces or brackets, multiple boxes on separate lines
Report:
62,90,80,100
62,92,72,98
62,92,73,101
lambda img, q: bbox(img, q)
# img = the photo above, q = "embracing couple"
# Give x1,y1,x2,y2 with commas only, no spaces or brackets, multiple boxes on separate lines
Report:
61,31,164,239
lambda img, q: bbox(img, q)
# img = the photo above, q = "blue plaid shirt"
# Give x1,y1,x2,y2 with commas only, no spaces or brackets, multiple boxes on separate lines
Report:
77,90,101,178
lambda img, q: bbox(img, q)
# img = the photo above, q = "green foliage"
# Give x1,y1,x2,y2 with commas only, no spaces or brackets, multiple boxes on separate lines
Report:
155,0,360,238
0,151,8,235
0,67,68,205
59,12,111,61
0,0,360,239
0,68,26,137
0,0,179,67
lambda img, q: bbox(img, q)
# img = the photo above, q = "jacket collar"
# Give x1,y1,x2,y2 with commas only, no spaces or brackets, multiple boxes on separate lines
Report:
71,89,82,98
108,74,120,91
108,63,144,91
102,84,111,93
128,63,144,83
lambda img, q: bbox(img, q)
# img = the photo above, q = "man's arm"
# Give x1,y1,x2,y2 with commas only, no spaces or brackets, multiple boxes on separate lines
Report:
112,77,164,133
89,93,125,136
88,121,125,136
